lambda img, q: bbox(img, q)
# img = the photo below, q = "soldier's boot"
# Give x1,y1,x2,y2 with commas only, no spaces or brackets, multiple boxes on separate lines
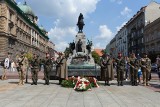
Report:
22,80,25,85
131,81,134,86
18,80,22,85
146,83,149,86
107,81,110,86
35,81,37,85
117,82,120,86
120,81,123,86
104,81,107,86
134,81,138,86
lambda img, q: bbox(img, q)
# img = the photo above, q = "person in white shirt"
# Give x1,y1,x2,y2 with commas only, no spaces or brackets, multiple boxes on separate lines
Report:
1,55,10,80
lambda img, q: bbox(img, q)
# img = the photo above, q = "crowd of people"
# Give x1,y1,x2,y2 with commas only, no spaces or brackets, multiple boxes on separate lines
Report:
100,52,160,86
0,52,160,86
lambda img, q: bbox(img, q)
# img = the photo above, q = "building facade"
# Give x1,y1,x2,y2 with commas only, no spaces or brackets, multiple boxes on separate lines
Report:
0,0,52,61
109,37,116,58
127,1,160,56
115,26,128,57
144,17,160,56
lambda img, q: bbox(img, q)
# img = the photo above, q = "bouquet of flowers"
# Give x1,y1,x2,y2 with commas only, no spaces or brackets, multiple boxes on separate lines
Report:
61,76,77,88
61,76,99,91
74,76,91,91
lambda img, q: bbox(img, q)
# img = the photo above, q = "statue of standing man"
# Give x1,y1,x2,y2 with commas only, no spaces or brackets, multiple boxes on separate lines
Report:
77,39,82,52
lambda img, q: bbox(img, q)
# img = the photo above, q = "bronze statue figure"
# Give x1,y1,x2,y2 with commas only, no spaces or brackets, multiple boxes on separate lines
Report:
77,13,85,33
69,40,75,53
77,39,82,52
86,39,92,54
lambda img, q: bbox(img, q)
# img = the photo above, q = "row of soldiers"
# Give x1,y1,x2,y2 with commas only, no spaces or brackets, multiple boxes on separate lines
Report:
100,52,151,86
16,52,67,85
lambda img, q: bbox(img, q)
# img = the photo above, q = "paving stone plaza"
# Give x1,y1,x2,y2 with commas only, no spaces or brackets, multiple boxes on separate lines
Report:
0,78,159,107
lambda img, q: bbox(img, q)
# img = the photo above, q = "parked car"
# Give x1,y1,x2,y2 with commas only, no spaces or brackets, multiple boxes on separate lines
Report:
151,63,158,72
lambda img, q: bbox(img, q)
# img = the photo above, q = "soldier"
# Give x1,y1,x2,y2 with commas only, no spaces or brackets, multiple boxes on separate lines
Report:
58,54,68,84
128,53,139,86
140,53,151,86
17,52,28,85
156,55,160,81
115,52,125,86
30,54,40,85
56,53,62,84
100,53,114,86
43,53,52,85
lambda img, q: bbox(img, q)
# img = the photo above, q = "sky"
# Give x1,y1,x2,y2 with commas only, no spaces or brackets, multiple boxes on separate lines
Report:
15,0,160,52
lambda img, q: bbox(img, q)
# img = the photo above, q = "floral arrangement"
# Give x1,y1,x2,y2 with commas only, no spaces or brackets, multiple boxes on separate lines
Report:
61,76,99,91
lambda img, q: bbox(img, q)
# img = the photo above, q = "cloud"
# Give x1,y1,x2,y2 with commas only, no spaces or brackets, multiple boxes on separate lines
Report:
116,21,127,31
95,25,113,39
121,7,132,17
110,0,123,4
55,41,69,52
26,0,100,51
48,27,77,50
94,25,114,49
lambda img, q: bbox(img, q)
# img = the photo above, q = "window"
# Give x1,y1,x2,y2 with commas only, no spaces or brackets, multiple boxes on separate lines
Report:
141,28,144,34
142,37,144,43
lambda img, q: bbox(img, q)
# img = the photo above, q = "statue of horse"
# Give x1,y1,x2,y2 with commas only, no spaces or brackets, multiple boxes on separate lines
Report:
77,13,85,33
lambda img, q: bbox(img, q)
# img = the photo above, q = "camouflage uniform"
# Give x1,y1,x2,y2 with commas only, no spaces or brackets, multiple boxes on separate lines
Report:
17,56,27,85
128,57,139,86
116,57,125,86
140,56,151,86
30,56,40,85
43,57,52,85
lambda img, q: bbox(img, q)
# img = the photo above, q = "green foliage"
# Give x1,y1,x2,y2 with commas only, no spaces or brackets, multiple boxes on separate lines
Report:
101,49,105,55
24,52,33,61
61,80,75,88
91,51,100,64
64,47,70,58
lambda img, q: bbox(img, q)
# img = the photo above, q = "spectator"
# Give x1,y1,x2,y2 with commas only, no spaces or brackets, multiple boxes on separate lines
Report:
1,54,11,80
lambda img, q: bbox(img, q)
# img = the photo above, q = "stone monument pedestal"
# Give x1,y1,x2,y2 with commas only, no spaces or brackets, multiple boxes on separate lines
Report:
67,32,100,76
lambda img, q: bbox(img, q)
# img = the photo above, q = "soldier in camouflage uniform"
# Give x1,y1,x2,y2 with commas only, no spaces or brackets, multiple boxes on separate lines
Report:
115,52,125,86
16,52,28,85
43,53,52,85
128,53,139,86
140,53,151,86
30,54,40,85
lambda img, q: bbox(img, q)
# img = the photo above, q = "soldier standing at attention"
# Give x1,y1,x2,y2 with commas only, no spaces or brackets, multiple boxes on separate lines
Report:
100,53,114,86
56,53,62,84
43,53,52,85
116,52,125,86
140,53,151,86
128,53,139,86
30,54,40,85
59,54,68,84
16,52,28,85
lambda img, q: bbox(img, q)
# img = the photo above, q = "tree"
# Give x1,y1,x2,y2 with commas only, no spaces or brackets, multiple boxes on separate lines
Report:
64,47,70,58
24,52,33,61
91,51,100,64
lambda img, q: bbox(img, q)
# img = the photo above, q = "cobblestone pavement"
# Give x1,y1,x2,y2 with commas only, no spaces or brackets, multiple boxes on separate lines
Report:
0,79,159,107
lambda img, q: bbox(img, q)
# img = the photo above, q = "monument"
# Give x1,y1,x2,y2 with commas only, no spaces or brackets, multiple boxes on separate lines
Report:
67,13,100,76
